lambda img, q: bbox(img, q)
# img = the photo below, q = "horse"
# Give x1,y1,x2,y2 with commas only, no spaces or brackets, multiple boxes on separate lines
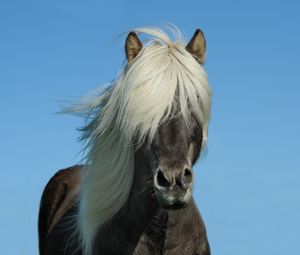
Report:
38,26,212,255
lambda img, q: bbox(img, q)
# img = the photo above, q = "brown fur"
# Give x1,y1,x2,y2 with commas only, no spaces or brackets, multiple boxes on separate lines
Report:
38,165,83,254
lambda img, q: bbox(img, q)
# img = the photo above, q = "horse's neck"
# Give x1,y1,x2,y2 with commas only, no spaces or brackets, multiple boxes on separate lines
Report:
128,191,200,234
126,194,203,254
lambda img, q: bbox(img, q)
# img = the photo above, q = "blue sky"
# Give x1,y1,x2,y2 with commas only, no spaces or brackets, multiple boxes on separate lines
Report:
0,0,299,254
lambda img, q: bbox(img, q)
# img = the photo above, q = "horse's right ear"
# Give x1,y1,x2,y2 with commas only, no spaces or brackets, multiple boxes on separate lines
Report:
125,32,143,63
186,29,206,64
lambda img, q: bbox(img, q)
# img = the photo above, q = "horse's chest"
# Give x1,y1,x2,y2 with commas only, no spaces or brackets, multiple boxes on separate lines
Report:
133,226,194,255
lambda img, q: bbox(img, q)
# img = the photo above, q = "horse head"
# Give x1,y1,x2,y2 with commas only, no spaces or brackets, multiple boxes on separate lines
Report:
125,29,208,209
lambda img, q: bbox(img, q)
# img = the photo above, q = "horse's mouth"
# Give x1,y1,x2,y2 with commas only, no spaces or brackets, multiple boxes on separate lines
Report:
154,187,192,209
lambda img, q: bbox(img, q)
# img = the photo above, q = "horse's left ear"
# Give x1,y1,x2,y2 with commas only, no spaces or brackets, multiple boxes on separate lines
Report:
125,31,143,63
186,29,206,64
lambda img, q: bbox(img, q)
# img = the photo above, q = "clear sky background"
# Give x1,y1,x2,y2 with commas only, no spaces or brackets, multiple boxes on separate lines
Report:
1,0,299,254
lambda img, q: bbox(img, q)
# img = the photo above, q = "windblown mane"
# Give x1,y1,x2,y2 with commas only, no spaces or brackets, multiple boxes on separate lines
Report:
70,26,211,255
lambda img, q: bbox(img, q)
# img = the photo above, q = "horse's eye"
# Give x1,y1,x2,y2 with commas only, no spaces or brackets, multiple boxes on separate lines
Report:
151,144,160,160
191,128,200,141
191,130,196,139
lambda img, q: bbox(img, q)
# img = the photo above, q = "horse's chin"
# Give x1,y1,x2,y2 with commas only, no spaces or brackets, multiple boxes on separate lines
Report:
155,188,192,210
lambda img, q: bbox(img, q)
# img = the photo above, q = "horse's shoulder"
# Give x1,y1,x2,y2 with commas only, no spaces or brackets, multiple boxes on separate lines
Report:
45,165,83,193
38,165,84,254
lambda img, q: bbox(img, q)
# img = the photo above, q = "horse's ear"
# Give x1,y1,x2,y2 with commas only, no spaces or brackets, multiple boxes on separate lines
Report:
125,31,143,63
186,29,206,64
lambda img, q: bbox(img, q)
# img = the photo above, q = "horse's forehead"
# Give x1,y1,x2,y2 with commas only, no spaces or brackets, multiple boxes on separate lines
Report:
156,116,191,146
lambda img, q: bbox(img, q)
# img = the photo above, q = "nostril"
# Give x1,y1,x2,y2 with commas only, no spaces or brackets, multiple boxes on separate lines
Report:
176,177,183,188
184,168,192,176
183,168,193,184
156,170,171,188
